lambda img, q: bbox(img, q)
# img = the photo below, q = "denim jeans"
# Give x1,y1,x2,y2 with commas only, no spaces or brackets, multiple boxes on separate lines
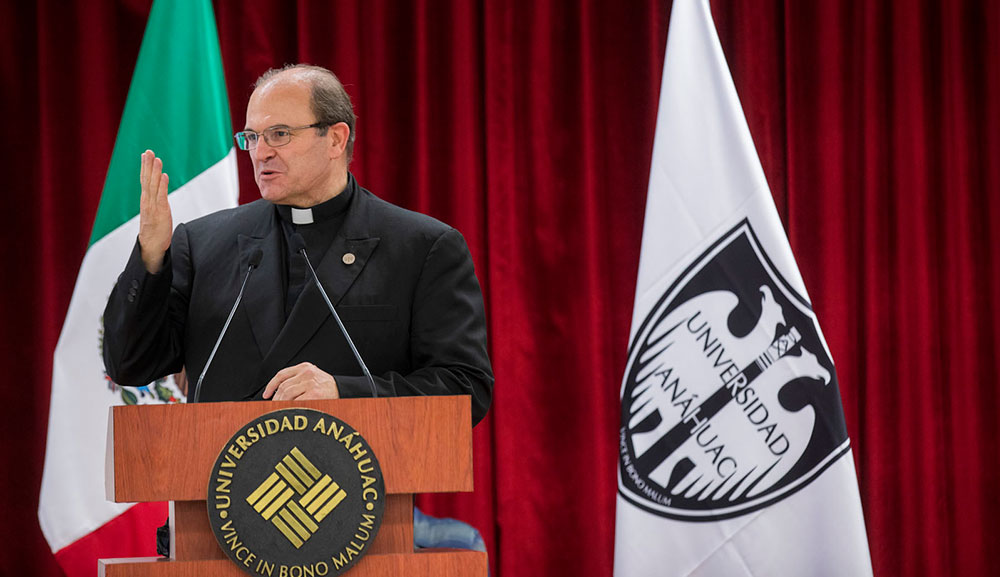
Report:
413,507,487,552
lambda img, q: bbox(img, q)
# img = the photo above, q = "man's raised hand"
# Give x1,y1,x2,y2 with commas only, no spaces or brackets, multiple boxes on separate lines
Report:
138,150,172,273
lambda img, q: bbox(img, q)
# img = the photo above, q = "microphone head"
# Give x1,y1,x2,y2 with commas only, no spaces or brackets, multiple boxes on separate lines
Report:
289,233,307,255
248,247,264,268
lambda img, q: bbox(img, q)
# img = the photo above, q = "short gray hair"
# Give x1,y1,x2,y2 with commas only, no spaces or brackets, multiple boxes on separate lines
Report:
255,64,356,160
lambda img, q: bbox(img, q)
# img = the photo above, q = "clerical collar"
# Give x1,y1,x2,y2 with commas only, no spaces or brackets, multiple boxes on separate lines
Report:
275,174,356,225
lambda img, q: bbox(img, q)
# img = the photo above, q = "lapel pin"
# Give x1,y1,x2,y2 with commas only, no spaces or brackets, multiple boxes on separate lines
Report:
342,252,356,265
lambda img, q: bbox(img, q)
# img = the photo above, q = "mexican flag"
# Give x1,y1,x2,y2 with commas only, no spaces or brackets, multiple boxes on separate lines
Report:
37,0,237,574
614,0,873,575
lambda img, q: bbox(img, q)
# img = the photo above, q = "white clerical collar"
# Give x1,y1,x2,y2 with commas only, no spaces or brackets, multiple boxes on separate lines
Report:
290,207,314,225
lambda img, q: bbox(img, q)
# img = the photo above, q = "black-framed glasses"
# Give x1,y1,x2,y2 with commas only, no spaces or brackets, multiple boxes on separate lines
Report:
234,123,329,150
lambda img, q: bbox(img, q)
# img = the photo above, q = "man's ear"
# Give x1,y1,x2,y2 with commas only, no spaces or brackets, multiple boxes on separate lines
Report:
328,122,351,159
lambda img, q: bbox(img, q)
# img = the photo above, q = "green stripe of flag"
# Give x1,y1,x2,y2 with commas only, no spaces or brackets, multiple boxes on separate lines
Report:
90,0,232,246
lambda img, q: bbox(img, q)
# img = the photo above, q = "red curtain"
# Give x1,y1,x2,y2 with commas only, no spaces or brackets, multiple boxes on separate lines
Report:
3,1,999,576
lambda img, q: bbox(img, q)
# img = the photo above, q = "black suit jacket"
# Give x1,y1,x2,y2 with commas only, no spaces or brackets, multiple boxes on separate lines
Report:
103,180,493,424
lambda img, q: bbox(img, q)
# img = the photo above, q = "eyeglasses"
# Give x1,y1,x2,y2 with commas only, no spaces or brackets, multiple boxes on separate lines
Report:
234,123,329,150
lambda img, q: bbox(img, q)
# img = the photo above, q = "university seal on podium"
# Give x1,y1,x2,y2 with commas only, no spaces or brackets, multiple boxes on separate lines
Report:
207,408,385,576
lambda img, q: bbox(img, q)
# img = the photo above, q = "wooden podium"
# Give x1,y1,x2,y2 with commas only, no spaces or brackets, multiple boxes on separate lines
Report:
100,396,487,576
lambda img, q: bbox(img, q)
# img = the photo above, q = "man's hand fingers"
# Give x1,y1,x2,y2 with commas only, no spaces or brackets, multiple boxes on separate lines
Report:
262,371,291,399
270,375,304,401
149,156,163,202
263,363,305,398
273,380,306,402
264,362,339,401
140,151,152,210
140,152,148,193
137,150,174,273
158,173,170,208
269,365,316,400
139,151,164,215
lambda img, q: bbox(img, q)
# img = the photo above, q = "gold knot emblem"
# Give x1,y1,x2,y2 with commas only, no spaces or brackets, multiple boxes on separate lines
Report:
246,447,348,548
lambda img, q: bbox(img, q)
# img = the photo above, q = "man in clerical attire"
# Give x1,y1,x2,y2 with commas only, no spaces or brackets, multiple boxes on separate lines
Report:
103,64,493,425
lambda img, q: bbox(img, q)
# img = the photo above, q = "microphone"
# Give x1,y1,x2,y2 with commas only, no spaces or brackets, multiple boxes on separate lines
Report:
289,233,378,399
192,247,263,403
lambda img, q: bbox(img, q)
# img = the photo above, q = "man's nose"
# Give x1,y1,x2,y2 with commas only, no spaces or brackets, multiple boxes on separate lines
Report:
253,139,276,161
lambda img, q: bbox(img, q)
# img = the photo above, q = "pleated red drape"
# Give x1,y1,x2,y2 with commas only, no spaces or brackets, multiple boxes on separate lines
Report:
2,1,999,576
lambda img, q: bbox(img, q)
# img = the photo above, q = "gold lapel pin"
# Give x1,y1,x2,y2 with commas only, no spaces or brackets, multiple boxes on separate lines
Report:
342,252,357,265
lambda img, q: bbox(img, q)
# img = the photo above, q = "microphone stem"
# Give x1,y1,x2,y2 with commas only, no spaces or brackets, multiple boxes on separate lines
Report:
299,250,379,398
193,262,255,403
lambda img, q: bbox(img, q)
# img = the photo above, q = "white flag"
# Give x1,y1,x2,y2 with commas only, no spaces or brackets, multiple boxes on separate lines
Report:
614,1,873,575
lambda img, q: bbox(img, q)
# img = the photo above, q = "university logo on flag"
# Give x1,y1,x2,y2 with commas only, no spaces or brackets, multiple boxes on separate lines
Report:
618,219,850,522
